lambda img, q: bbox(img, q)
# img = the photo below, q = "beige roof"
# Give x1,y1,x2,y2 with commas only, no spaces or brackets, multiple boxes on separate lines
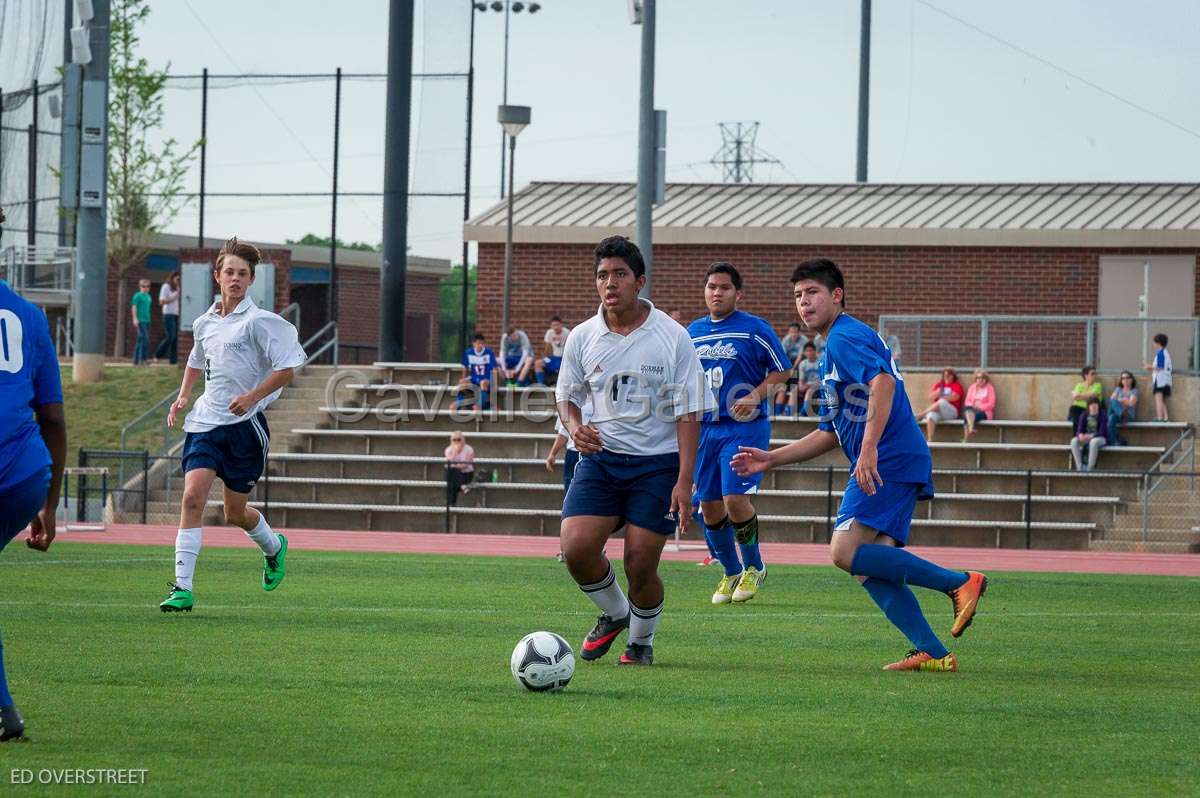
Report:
464,182,1200,247
151,232,450,276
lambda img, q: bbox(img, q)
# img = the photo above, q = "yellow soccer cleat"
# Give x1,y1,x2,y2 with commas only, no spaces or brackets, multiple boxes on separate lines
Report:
883,649,958,672
731,566,766,603
712,572,742,605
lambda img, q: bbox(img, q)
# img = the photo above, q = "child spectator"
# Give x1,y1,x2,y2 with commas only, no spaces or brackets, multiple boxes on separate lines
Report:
1145,333,1172,421
500,327,534,387
1107,372,1138,446
534,316,571,386
961,369,996,441
1068,365,1103,427
444,432,475,506
797,342,822,416
1070,397,1108,472
775,322,807,415
917,367,964,442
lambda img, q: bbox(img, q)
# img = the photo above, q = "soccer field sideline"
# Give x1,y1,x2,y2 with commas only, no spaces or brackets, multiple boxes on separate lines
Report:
33,523,1200,577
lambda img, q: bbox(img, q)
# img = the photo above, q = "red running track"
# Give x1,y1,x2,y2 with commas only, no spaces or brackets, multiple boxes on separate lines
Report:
44,523,1200,577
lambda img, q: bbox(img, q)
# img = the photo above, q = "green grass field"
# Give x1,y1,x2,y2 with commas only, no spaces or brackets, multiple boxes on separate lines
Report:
0,544,1196,795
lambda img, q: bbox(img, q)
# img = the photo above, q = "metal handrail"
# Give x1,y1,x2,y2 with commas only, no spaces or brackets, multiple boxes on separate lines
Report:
119,390,178,450
1139,426,1195,544
280,302,301,330
300,322,338,369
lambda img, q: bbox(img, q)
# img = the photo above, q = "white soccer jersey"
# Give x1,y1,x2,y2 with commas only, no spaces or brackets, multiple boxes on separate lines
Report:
555,299,716,456
183,297,307,433
1153,348,1173,388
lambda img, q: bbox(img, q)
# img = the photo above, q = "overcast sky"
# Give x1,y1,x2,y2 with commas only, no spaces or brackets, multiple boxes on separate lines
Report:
84,0,1200,262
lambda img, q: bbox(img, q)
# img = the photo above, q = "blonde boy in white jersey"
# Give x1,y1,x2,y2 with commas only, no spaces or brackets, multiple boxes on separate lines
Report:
160,238,306,612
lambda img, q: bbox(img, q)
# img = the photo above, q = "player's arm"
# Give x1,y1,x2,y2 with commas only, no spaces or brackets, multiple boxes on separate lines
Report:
670,412,701,532
229,368,294,417
732,428,839,477
545,433,567,470
854,371,894,496
554,334,601,453
24,402,66,551
557,400,601,454
167,366,203,427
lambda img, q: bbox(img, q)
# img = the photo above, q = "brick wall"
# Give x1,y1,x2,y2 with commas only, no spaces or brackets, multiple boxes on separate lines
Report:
333,265,441,362
477,243,1199,368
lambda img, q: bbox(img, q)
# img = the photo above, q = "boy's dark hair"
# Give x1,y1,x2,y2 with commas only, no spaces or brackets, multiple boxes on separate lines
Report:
550,315,562,323
594,236,645,278
1153,333,1168,347
1087,396,1102,408
1081,365,1096,377
216,236,261,277
705,261,742,290
790,258,845,306
472,332,485,342
803,341,817,351
788,322,802,330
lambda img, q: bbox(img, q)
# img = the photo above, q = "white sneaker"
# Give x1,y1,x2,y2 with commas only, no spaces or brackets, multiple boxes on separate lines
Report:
712,571,742,604
732,566,766,602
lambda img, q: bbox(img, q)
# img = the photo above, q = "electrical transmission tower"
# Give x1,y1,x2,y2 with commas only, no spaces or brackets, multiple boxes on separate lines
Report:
709,122,780,183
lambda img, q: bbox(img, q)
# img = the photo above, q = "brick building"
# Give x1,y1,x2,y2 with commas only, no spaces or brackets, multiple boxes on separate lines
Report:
106,234,449,364
465,182,1200,372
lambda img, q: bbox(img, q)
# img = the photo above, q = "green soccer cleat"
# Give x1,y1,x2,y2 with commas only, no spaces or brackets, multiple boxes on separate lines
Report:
159,583,194,613
263,534,288,591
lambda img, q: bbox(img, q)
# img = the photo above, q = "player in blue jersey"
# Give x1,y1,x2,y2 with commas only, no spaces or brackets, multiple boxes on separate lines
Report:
0,206,68,740
457,333,498,410
688,263,790,604
733,259,987,672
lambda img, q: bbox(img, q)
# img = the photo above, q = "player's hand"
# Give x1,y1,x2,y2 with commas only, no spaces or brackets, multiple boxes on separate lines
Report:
731,446,774,477
571,424,602,454
166,395,188,428
730,394,760,421
25,507,56,552
670,479,691,534
544,450,556,471
228,392,255,417
854,444,883,496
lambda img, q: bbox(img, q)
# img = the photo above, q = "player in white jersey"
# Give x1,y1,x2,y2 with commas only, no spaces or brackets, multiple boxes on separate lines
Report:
556,236,715,666
159,238,306,613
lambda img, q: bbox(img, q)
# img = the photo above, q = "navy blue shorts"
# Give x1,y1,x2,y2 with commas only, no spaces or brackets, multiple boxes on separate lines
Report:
694,417,770,502
504,355,525,370
542,356,562,374
0,466,50,553
562,450,680,535
834,477,932,547
562,448,580,492
182,412,270,495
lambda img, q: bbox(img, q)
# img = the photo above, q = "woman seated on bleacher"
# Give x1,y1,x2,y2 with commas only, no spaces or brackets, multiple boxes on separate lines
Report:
1107,371,1139,446
961,369,996,441
444,432,476,506
1070,397,1108,472
917,367,964,442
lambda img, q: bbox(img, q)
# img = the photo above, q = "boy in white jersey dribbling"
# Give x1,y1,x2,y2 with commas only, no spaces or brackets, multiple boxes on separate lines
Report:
160,238,306,612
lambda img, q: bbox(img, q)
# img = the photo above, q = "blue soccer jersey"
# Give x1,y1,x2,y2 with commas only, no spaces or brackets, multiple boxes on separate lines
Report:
0,281,63,492
816,313,932,495
688,310,790,422
462,346,498,383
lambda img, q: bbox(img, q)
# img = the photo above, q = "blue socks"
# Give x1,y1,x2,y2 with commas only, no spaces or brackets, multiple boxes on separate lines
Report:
702,527,719,560
733,515,764,571
0,634,13,708
704,517,742,577
850,544,967,593
861,578,949,659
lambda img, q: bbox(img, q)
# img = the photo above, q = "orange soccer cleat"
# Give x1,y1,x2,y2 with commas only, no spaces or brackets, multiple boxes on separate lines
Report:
949,570,988,638
883,649,958,672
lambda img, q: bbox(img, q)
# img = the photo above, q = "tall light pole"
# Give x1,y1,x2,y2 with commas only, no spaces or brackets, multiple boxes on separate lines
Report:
856,0,871,182
474,1,542,199
632,0,656,297
497,104,530,351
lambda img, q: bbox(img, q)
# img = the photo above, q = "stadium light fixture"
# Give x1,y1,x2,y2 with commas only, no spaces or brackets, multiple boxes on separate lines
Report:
490,1,502,10
497,104,530,139
529,3,541,11
512,2,524,11
473,1,488,9
498,104,531,356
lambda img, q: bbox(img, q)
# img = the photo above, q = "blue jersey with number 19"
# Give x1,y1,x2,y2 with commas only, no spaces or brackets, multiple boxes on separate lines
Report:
688,310,789,422
816,313,933,497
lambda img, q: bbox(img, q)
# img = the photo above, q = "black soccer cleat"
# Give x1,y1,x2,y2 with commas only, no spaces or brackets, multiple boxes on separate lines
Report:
0,705,25,742
580,612,630,661
617,642,654,666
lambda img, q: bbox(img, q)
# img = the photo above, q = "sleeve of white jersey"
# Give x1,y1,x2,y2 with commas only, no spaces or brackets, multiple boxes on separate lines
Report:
673,325,717,417
186,321,206,370
254,313,307,371
554,327,587,409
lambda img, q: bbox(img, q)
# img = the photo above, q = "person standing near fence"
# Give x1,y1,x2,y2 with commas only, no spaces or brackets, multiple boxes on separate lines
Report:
154,271,181,365
160,238,306,613
0,205,69,740
130,278,153,365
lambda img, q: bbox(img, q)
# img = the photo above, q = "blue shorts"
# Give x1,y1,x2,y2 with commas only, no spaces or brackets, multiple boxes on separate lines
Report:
0,466,50,553
542,356,562,374
694,417,770,502
182,412,270,495
834,477,932,547
469,372,494,387
504,355,525,370
562,450,680,536
562,449,580,491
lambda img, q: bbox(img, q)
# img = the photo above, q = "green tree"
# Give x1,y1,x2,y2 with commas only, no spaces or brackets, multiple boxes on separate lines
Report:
286,233,380,252
107,0,199,358
439,263,476,362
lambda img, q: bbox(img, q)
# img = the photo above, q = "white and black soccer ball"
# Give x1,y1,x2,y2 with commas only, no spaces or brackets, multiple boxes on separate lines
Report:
510,631,575,692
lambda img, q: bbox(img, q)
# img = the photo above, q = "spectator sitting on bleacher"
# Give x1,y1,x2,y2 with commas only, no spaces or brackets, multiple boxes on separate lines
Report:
797,342,822,416
917,367,964,442
1068,365,1102,427
1107,371,1138,446
444,432,476,506
774,322,807,416
500,327,534,387
534,316,570,386
1070,396,1108,472
961,369,996,441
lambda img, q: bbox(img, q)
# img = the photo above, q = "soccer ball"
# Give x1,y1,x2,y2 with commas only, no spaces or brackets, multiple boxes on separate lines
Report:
510,631,575,692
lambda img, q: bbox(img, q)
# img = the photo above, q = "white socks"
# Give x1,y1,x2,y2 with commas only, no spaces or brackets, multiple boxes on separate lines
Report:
629,600,664,645
174,527,202,590
244,512,281,557
578,563,630,620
